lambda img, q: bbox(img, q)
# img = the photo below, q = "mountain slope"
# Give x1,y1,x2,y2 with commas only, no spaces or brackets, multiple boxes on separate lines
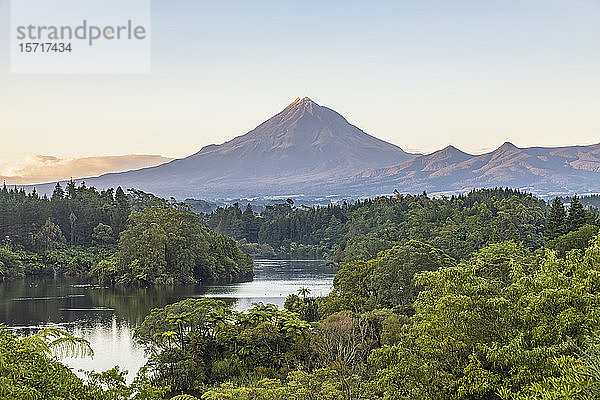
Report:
70,97,414,197
22,98,600,199
349,142,600,196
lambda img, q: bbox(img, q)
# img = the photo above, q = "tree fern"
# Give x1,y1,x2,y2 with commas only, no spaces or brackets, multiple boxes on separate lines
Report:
20,327,94,359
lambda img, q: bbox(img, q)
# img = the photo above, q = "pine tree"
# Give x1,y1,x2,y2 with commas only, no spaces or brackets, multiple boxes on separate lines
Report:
66,179,77,199
115,187,129,211
52,182,64,200
566,195,586,232
545,198,566,240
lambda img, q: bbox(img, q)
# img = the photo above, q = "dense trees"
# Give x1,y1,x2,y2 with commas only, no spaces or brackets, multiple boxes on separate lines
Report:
370,238,600,399
206,188,548,262
133,299,310,396
318,240,456,315
3,186,600,398
0,182,253,284
0,181,131,248
546,197,567,239
197,236,600,400
91,205,253,285
0,181,129,278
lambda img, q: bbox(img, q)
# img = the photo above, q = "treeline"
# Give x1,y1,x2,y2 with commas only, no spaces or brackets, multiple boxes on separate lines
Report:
558,193,600,210
0,181,131,249
0,182,252,284
207,188,599,262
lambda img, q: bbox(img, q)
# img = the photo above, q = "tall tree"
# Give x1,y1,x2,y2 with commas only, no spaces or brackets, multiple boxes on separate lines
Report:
567,195,586,232
52,182,65,200
32,218,65,252
545,197,566,240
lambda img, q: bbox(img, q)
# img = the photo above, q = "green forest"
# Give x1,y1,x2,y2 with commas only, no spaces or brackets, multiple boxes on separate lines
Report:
206,189,598,262
0,182,252,284
2,186,600,399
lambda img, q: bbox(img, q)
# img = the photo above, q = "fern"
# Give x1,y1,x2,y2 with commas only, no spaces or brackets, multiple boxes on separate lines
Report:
20,327,94,359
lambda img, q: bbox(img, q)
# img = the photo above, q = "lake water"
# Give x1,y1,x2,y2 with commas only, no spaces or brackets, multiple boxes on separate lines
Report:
0,259,334,382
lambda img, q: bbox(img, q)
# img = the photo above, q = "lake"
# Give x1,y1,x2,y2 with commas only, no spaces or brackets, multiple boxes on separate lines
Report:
0,259,334,382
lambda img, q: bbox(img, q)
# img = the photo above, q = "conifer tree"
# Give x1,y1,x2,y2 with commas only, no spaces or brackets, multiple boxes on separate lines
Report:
567,195,586,232
545,197,566,240
52,182,64,200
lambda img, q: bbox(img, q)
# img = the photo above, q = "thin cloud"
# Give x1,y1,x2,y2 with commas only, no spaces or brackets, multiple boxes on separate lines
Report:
0,154,173,185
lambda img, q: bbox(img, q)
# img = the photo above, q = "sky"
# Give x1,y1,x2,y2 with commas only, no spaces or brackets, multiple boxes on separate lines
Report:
0,0,599,175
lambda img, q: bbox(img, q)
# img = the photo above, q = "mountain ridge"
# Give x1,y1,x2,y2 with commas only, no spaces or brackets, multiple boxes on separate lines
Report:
17,98,600,199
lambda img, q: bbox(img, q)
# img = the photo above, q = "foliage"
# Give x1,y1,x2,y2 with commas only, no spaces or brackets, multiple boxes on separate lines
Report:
0,181,130,249
0,245,25,279
546,224,599,257
20,327,94,359
369,238,600,399
0,326,167,400
201,369,376,400
206,188,547,262
134,299,310,395
91,205,252,285
320,240,455,315
284,291,320,322
567,195,587,232
546,197,567,239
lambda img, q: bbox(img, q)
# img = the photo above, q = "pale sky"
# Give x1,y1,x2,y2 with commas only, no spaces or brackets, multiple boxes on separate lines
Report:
0,0,599,168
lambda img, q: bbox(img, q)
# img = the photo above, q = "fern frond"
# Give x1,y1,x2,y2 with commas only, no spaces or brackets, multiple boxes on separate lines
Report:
20,327,94,359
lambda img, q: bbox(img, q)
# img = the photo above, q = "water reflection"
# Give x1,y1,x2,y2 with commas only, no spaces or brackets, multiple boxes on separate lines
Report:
0,260,334,381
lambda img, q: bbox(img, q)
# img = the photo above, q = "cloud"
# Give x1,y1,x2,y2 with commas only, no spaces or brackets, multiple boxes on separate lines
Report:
0,154,173,185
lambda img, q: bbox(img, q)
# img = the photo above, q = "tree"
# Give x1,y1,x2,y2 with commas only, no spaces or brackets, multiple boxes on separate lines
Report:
546,224,599,257
52,182,65,200
92,223,115,246
134,299,309,394
66,179,77,199
370,238,600,399
0,326,167,400
0,245,25,279
567,195,587,232
297,287,311,299
69,211,77,245
370,240,456,309
546,197,566,239
32,218,66,252
104,205,252,285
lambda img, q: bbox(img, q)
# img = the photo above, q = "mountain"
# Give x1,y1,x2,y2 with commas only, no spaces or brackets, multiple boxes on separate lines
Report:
21,98,600,199
56,97,414,198
348,142,600,196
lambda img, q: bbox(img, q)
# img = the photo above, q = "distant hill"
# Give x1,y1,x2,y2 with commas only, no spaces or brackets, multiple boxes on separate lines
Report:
348,142,600,197
20,98,600,199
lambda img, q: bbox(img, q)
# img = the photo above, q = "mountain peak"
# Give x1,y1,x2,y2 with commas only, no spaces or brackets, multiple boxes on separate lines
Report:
441,145,460,153
289,96,316,105
297,96,313,102
420,145,473,171
283,97,324,117
497,141,519,151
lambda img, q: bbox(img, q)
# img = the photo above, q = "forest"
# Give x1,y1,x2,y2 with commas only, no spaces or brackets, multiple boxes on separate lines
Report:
206,188,598,262
1,187,600,399
0,181,252,284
